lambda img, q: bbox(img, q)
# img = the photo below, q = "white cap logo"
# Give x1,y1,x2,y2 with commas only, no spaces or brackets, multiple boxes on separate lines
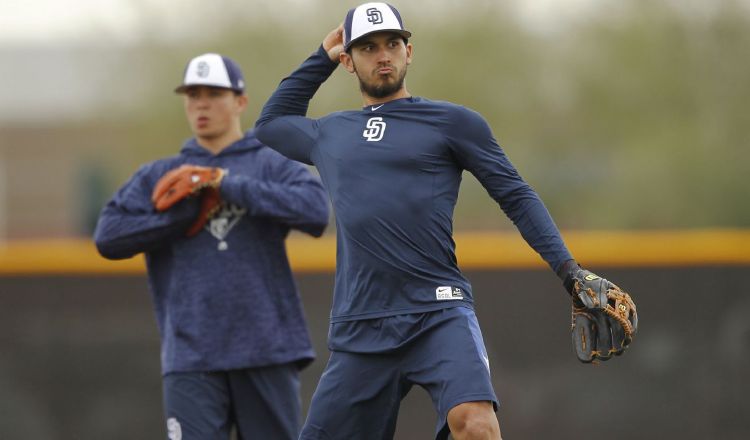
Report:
196,61,210,78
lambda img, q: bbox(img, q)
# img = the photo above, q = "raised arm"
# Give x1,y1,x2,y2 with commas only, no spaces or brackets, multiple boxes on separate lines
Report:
94,163,199,260
445,107,574,274
220,150,329,237
254,26,344,164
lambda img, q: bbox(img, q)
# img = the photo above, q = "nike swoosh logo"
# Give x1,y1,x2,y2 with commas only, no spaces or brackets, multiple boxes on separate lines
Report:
371,104,384,111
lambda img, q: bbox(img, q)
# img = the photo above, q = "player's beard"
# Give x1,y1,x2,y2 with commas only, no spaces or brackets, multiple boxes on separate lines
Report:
356,65,408,99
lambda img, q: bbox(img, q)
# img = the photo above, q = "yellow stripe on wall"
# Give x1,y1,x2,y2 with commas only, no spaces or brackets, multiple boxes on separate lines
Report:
0,240,146,275
0,229,748,276
454,229,750,269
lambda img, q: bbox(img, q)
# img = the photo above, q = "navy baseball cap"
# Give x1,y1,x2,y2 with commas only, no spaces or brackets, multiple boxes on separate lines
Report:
174,53,245,94
343,2,411,51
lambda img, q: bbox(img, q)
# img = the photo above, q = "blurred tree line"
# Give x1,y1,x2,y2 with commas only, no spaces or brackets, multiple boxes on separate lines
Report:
93,0,749,231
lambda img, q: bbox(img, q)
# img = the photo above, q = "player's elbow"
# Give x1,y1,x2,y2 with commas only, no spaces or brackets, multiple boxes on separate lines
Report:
304,203,330,238
254,105,275,129
304,223,327,238
93,227,135,260
256,122,314,165
254,119,273,143
94,238,132,260
255,123,281,157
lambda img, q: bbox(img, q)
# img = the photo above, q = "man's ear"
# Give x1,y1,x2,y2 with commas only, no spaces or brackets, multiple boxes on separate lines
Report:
405,43,413,66
236,94,249,112
340,52,356,74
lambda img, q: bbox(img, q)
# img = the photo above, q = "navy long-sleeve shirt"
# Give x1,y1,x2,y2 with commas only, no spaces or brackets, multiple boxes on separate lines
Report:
256,46,572,325
94,130,329,374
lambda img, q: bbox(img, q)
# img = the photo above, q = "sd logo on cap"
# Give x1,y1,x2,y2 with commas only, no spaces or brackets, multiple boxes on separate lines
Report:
343,2,412,51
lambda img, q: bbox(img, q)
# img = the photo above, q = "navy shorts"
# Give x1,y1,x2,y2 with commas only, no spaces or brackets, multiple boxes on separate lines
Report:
162,363,301,440
300,307,498,440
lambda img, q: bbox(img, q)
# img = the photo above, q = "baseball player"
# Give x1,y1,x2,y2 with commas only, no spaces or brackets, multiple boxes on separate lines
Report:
94,53,329,440
255,3,638,440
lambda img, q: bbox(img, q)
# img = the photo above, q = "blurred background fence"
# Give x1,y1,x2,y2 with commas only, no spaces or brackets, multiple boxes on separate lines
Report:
1,0,750,438
1,231,749,439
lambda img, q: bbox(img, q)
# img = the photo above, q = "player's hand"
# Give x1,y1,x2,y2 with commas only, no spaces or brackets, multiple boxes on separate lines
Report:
151,164,226,212
323,24,344,63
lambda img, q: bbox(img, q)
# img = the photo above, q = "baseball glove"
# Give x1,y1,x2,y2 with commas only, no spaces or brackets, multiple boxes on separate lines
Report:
185,187,223,237
151,165,226,212
565,267,638,363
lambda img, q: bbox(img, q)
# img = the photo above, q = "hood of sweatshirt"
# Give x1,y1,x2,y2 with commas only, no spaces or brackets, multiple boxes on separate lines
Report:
179,129,264,158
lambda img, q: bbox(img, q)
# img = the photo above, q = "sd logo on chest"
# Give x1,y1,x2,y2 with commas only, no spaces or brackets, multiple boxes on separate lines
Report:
363,117,386,142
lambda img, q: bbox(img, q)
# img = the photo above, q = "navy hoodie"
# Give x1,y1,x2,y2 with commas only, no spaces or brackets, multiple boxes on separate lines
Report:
94,130,329,374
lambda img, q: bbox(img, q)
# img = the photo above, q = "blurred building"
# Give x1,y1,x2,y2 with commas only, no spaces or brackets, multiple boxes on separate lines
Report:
0,45,149,239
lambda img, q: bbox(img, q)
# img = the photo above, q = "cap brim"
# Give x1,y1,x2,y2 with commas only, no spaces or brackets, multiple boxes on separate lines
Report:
174,84,242,94
345,29,412,50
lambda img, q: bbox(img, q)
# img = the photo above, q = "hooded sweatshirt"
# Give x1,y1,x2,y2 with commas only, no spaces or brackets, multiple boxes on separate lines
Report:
94,130,329,374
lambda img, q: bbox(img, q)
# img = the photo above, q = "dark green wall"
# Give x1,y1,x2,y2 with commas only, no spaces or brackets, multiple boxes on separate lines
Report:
1,267,748,439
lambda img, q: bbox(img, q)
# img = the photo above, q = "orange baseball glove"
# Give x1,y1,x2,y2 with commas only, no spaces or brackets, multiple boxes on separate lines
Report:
151,165,226,212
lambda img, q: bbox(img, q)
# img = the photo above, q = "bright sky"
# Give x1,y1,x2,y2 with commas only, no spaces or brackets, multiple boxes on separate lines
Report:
5,0,746,45
2,0,135,44
0,0,606,45
1,0,318,44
